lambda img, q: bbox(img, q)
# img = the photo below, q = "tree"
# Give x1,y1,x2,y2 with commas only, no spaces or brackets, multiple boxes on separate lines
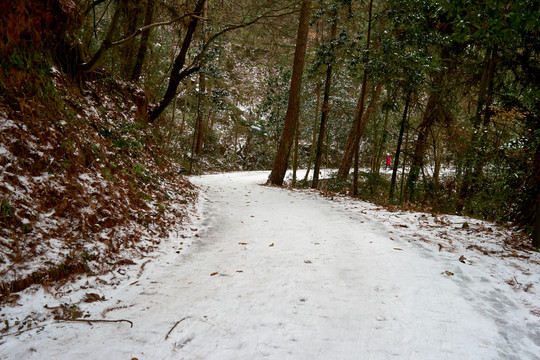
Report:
131,0,155,82
336,0,373,189
149,0,206,121
389,91,410,200
312,11,338,189
268,0,313,186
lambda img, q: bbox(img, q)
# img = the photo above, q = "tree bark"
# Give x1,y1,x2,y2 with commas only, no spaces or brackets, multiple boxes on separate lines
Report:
405,90,440,202
268,0,312,186
533,144,540,248
120,0,141,78
303,82,321,183
373,105,390,175
131,0,155,82
389,92,411,200
457,46,498,213
292,118,299,186
312,63,333,189
312,17,337,189
79,0,126,73
337,0,373,184
149,0,206,122
194,0,208,154
352,83,381,193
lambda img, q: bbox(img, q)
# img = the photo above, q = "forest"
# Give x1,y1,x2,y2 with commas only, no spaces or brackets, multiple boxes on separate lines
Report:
1,0,539,274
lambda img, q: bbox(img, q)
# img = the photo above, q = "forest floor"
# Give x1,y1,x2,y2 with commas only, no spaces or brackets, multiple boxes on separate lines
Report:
1,171,540,359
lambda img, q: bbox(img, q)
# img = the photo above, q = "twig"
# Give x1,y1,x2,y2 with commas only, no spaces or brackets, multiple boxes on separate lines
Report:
0,326,46,339
57,318,133,328
165,317,186,340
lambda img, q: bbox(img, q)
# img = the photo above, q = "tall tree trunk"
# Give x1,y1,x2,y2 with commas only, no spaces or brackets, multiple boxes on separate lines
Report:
312,17,337,189
292,118,299,186
405,89,440,202
194,72,206,154
131,0,155,82
532,144,540,248
389,92,411,200
457,46,498,213
373,105,390,175
432,129,441,192
120,0,141,78
303,82,321,183
194,0,208,154
312,64,333,189
149,0,205,122
268,0,312,186
337,0,374,184
79,0,126,73
352,84,381,194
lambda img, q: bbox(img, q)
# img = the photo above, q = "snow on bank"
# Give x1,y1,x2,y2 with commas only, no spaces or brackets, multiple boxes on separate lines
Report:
1,171,539,359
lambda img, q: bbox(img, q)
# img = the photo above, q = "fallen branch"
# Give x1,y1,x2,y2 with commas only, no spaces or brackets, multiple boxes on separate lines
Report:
0,326,46,339
57,318,133,328
165,317,186,340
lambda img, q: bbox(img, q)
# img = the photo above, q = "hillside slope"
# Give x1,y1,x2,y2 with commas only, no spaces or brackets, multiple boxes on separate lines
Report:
0,68,197,298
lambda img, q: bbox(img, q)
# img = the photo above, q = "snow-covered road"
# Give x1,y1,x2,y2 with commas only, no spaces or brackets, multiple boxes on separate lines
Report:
2,171,539,359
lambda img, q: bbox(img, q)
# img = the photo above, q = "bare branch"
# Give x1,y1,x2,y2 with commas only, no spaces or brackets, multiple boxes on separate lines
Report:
184,7,300,73
56,318,134,327
165,317,187,340
111,13,206,47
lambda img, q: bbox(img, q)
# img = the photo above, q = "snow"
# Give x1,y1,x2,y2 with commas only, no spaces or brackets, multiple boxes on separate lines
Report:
1,171,539,359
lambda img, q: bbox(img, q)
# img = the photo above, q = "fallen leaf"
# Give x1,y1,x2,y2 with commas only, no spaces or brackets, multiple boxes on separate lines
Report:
459,255,467,263
269,243,274,247
443,270,454,276
83,293,105,303
239,242,248,245
393,248,402,251
304,260,312,264
236,270,243,273
210,272,218,276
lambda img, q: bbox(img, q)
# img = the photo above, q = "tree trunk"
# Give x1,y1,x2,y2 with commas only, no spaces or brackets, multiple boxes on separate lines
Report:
389,92,411,200
373,105,390,175
312,17,337,189
533,144,540,248
267,0,312,186
534,191,540,248
405,90,439,202
457,46,498,213
120,0,141,78
292,118,299,186
79,0,126,73
131,0,155,82
194,72,206,154
352,83,381,194
337,0,374,184
194,1,208,154
432,128,441,192
149,0,205,122
312,64,333,189
303,82,321,183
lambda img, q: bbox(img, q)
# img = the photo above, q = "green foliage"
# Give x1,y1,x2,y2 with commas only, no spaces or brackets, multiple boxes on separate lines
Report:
1,200,13,218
